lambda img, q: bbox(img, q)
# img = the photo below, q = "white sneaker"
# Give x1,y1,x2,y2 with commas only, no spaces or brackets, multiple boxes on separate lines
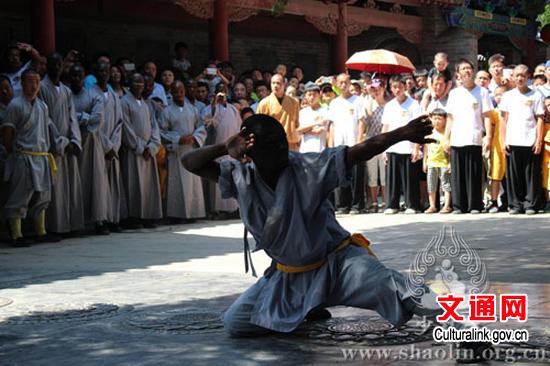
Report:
404,208,417,214
384,208,398,215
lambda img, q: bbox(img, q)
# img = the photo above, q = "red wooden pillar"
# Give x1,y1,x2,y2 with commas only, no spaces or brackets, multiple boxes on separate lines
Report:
31,0,56,55
209,0,229,62
332,1,348,74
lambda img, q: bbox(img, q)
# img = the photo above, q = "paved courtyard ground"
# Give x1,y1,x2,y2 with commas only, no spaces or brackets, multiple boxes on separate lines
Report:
1,212,549,365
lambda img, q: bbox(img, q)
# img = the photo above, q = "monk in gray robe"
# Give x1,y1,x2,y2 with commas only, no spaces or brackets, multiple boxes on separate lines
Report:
39,53,84,234
69,64,110,234
120,73,162,227
0,75,14,230
160,81,206,221
2,69,58,246
93,62,123,231
182,114,440,337
201,82,241,218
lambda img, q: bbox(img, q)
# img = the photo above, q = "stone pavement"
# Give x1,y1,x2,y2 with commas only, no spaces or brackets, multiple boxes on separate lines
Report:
1,212,550,365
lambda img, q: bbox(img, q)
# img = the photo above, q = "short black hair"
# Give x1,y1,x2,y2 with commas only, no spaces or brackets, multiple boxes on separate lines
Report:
431,108,447,117
254,80,269,90
196,81,208,89
242,114,286,148
240,107,254,120
389,75,405,85
0,74,12,85
175,42,188,51
21,68,40,81
534,74,547,83
455,58,474,73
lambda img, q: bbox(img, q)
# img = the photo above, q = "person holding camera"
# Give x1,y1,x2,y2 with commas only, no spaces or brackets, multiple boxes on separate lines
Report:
196,62,231,103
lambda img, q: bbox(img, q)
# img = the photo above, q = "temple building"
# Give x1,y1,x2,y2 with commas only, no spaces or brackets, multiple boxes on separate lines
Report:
0,0,546,78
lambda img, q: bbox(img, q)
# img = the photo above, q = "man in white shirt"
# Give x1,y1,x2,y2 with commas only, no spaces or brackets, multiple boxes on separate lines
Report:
328,73,366,214
500,64,545,214
381,75,422,214
444,59,493,214
297,82,329,153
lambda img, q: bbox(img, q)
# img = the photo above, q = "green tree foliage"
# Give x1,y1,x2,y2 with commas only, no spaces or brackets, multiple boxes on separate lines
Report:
538,3,550,29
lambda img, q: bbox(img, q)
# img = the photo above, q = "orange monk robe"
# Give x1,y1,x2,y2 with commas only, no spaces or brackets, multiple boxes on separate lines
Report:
542,123,550,190
487,109,505,181
257,93,300,151
156,144,168,200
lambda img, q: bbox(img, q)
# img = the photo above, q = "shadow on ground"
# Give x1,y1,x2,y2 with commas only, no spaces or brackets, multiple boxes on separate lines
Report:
0,216,549,290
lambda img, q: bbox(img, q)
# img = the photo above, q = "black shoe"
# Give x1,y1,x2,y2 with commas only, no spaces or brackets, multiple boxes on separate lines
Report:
121,219,143,230
497,204,508,212
35,233,61,243
107,223,123,233
305,308,332,322
94,223,110,235
11,237,34,247
142,220,157,229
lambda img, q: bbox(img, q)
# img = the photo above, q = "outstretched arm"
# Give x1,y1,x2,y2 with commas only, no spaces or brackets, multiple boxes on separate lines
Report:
346,114,433,168
182,129,254,182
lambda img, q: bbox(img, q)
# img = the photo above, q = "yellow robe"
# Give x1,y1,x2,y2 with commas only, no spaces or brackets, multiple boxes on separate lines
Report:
257,93,300,149
543,123,550,189
488,109,505,181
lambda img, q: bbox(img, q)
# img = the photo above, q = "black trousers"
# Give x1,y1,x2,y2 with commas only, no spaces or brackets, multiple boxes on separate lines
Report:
450,146,483,212
335,162,365,210
385,153,420,210
505,146,543,211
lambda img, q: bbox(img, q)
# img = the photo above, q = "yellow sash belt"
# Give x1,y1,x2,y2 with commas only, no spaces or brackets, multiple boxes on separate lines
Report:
276,233,377,274
20,150,57,176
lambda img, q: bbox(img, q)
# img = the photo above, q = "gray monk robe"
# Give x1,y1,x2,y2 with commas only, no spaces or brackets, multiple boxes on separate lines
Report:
120,93,162,220
160,102,207,219
73,88,109,224
95,86,123,224
220,147,421,336
2,97,53,220
39,75,85,233
0,102,9,218
201,103,241,213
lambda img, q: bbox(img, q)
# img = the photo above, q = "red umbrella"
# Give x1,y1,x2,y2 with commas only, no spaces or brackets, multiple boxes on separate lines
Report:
346,49,416,74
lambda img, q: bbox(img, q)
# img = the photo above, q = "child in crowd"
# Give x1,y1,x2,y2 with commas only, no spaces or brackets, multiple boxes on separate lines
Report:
423,108,452,214
427,52,453,99
484,86,507,213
